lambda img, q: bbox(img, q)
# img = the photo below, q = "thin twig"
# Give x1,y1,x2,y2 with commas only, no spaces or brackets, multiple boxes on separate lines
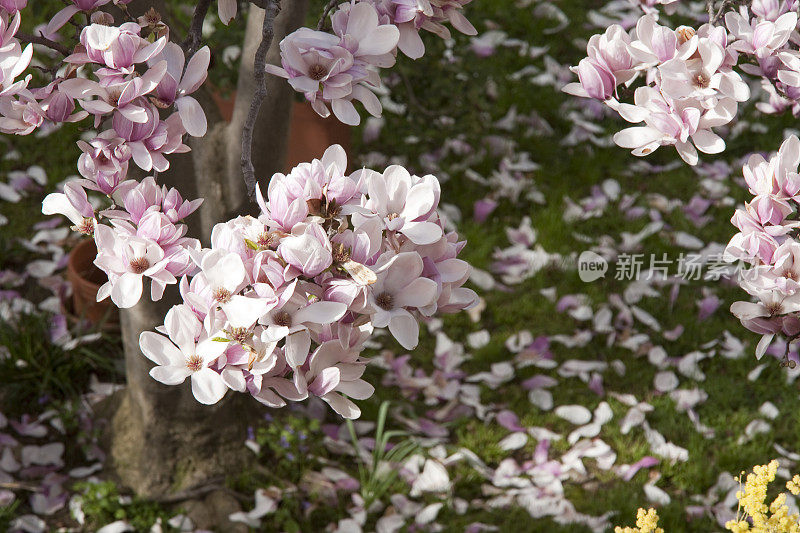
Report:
399,70,436,117
708,0,747,25
0,481,39,492
781,332,800,368
182,0,214,58
317,0,340,31
240,0,280,203
16,31,71,56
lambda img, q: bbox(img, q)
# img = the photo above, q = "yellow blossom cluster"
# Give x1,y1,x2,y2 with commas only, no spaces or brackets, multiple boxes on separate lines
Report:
725,460,800,533
615,508,663,533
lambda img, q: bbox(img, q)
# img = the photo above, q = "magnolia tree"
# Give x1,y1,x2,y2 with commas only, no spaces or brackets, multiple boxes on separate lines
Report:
28,0,477,409
563,0,800,366
0,0,478,493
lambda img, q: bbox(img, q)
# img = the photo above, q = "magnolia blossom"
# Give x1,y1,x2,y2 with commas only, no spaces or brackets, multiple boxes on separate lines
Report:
269,0,471,124
726,8,797,59
277,222,333,277
94,224,176,308
59,60,168,126
139,305,228,404
192,249,272,328
610,87,728,165
67,22,165,74
41,183,95,235
368,252,438,349
301,339,374,418
727,135,800,359
149,43,210,137
384,0,476,59
562,24,640,100
361,165,443,245
112,103,188,171
0,0,26,12
563,9,793,166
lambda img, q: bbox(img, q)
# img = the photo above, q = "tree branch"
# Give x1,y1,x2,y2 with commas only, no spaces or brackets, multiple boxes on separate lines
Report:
16,32,72,57
317,0,340,31
182,0,213,58
707,0,747,25
781,332,800,369
240,0,280,203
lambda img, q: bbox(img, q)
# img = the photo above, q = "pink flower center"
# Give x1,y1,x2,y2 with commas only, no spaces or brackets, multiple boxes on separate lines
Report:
692,72,710,89
186,354,203,372
676,27,695,45
308,64,328,81
213,287,232,304
375,292,394,311
258,231,277,249
228,327,251,344
107,87,123,107
332,243,351,263
74,218,94,236
129,257,150,274
273,310,292,327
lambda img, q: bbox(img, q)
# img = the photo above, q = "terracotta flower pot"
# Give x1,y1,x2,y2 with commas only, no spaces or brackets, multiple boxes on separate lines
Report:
211,88,236,123
66,238,118,327
285,101,352,172
210,90,352,170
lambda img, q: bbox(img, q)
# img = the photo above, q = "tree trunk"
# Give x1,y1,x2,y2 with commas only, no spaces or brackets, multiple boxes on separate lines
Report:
105,0,308,497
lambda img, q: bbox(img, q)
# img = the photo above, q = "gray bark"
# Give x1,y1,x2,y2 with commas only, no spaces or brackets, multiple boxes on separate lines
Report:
105,0,309,496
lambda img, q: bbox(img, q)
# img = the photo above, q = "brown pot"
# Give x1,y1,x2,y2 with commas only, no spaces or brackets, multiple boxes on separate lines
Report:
210,89,236,123
66,239,119,327
285,101,352,172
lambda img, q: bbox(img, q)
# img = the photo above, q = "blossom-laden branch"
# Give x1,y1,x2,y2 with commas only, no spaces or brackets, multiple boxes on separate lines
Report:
20,0,479,418
560,0,800,362
240,0,279,203
267,0,476,125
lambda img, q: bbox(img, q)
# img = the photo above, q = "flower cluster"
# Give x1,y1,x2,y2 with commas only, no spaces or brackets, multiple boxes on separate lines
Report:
725,135,800,359
562,2,800,165
725,459,800,533
137,145,477,416
268,0,476,125
614,508,663,533
0,8,33,127
37,12,211,308
25,2,477,417
564,14,750,165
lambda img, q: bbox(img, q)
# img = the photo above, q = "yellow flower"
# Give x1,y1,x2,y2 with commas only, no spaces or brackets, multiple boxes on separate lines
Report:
725,460,800,533
617,461,800,533
615,508,663,533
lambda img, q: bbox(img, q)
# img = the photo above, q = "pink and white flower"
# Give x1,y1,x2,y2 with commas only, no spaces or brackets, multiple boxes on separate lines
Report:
368,252,438,349
139,305,229,404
